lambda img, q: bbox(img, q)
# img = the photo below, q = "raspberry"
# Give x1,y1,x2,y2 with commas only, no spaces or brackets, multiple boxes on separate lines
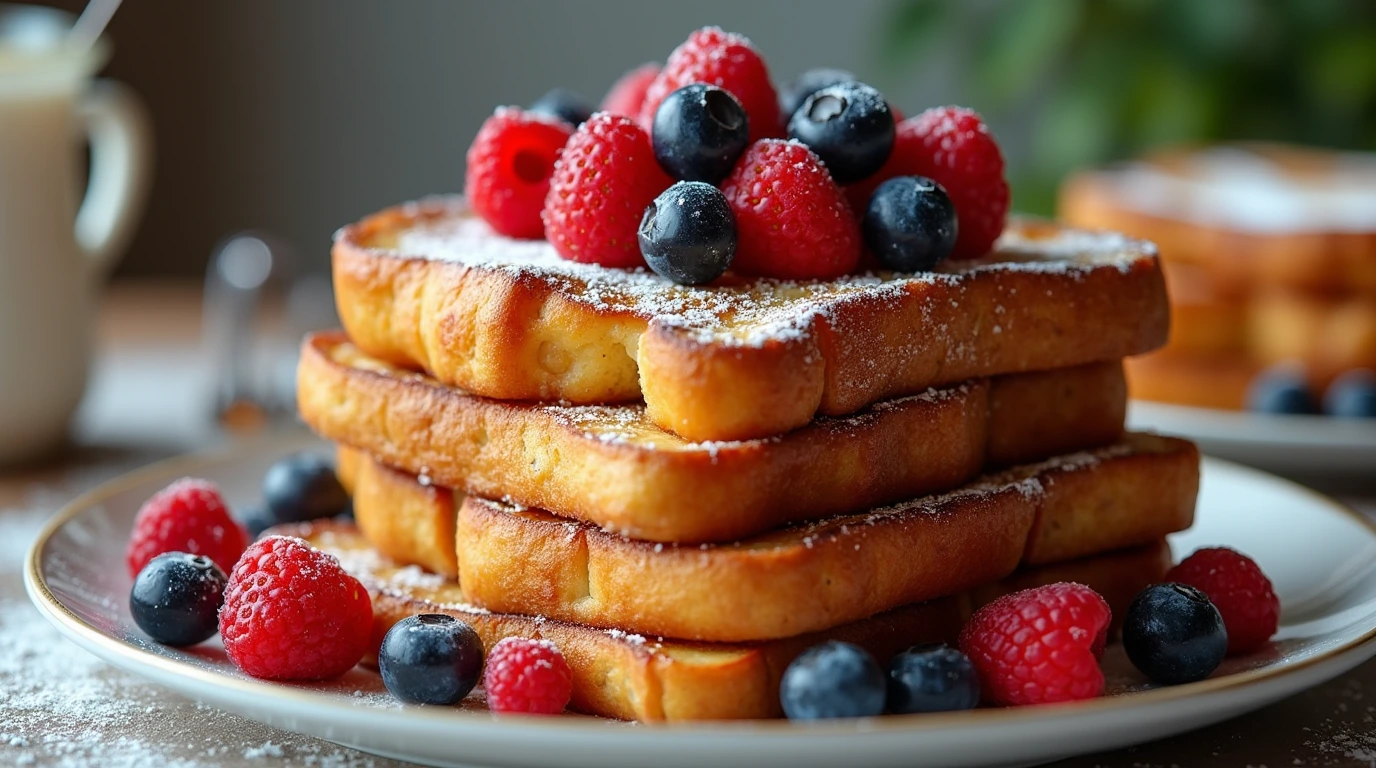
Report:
542,112,670,268
465,107,572,239
1166,547,1279,655
638,27,781,143
720,139,861,279
218,535,373,681
959,582,1111,706
600,62,660,119
126,478,248,578
483,637,573,715
847,107,1008,260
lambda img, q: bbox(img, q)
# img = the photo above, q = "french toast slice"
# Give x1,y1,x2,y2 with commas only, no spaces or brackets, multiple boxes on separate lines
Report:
333,198,1167,441
339,433,1198,642
294,521,1171,722
302,333,1127,543
1059,144,1376,297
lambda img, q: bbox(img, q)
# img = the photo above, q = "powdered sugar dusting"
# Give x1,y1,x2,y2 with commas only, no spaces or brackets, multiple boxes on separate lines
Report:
355,198,1154,348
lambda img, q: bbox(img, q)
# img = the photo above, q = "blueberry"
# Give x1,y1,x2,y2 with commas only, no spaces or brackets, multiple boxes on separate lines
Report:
378,614,485,705
862,176,958,272
1123,583,1228,685
651,84,749,184
780,641,886,720
1246,367,1317,415
129,552,227,646
885,643,980,714
779,68,856,124
786,82,894,184
1324,369,1376,418
528,87,594,127
262,453,350,524
637,181,737,286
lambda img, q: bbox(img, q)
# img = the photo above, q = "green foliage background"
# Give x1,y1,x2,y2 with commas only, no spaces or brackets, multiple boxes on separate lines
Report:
880,0,1376,214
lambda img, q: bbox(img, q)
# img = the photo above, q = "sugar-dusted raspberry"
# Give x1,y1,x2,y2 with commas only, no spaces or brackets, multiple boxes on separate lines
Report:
483,637,573,715
638,27,781,143
218,535,373,681
542,112,670,268
600,62,660,119
719,139,861,279
465,107,573,239
959,582,1111,706
847,107,1008,260
1166,547,1279,655
126,478,248,578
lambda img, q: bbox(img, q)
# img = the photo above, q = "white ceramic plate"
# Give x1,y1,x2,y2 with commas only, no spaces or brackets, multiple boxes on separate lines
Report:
1129,400,1376,476
25,435,1376,768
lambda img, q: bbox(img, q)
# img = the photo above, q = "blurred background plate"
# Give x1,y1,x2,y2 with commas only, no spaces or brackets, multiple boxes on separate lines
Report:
1129,400,1376,477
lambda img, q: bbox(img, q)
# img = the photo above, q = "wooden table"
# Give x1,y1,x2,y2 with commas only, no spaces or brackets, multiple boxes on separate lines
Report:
2,282,1375,767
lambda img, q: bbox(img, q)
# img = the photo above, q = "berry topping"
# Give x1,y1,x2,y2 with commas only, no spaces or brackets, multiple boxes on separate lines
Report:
543,112,671,268
218,535,373,681
780,641,886,720
862,176,958,272
720,139,861,279
651,84,750,184
483,637,573,715
885,643,980,714
262,453,351,525
600,63,660,119
639,27,781,143
129,552,227,647
465,107,572,240
786,81,894,184
778,67,856,124
959,582,1111,706
1324,369,1376,418
848,107,1008,260
379,614,485,705
1246,366,1317,415
528,87,595,127
126,478,248,578
638,181,737,285
1123,583,1228,685
1166,548,1279,655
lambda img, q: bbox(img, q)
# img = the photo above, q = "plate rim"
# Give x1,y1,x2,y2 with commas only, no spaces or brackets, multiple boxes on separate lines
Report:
22,436,1376,738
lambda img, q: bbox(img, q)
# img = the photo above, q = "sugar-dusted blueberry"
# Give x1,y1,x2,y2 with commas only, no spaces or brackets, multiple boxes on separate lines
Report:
1123,583,1228,685
780,641,886,720
378,614,485,705
262,453,350,524
1324,369,1376,418
638,181,737,285
786,81,894,184
886,643,980,714
862,176,958,272
651,84,750,184
1246,366,1317,415
528,87,594,127
129,552,228,646
778,67,856,124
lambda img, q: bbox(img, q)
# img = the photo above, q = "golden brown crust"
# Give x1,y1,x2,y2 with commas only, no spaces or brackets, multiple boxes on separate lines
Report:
291,521,1168,722
339,433,1196,642
1059,158,1376,297
333,198,1167,441
301,333,1127,543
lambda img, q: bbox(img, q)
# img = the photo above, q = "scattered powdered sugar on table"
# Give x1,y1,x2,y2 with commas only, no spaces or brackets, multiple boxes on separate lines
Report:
0,493,408,768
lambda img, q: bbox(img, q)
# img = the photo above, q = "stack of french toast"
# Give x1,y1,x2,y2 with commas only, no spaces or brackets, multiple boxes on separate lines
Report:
1060,143,1376,412
292,195,1198,721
